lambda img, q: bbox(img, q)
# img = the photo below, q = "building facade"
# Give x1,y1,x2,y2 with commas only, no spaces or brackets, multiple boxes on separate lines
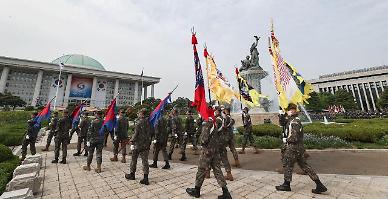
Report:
310,65,388,111
0,54,160,108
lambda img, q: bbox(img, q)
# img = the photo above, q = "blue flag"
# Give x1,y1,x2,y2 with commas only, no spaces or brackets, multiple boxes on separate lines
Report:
149,94,172,127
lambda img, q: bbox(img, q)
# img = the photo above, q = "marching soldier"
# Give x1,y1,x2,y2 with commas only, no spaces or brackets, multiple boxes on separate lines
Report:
193,115,203,153
83,110,104,173
69,116,80,144
181,110,195,161
42,111,59,151
239,107,258,154
125,108,151,185
186,111,232,199
223,107,240,167
110,110,129,163
73,112,90,156
150,114,170,169
21,112,39,161
52,109,72,164
275,103,327,194
168,109,183,160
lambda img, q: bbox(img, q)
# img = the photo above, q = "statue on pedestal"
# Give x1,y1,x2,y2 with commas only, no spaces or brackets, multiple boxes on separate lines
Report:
240,36,262,72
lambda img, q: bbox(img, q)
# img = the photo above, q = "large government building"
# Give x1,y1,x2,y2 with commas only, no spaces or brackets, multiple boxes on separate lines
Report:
0,54,160,108
310,65,388,111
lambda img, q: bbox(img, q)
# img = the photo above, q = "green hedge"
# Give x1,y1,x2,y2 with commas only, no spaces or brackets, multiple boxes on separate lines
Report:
0,144,21,194
237,124,282,138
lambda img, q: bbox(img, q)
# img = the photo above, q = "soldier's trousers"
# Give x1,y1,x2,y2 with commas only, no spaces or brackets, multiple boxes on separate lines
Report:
283,146,319,182
242,132,256,149
69,128,79,142
130,149,149,175
195,150,227,188
179,135,188,154
76,136,87,153
21,137,36,157
220,147,231,172
113,139,127,156
168,137,179,154
45,131,55,148
153,143,168,162
54,138,68,160
227,135,239,161
87,142,103,165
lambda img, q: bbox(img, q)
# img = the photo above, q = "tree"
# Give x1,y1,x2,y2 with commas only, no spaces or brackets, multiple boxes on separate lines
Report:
317,92,335,110
306,91,323,112
377,90,388,110
334,89,358,110
0,92,27,110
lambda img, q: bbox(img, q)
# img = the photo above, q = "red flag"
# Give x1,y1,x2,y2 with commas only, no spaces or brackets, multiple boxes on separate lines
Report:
191,33,214,121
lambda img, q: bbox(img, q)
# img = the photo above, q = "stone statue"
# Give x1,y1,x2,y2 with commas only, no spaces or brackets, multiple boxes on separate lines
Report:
239,36,262,71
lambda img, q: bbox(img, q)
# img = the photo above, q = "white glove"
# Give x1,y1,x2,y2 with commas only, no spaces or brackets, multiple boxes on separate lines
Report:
25,135,29,139
184,132,188,136
86,141,90,147
152,140,157,144
114,135,118,140
130,145,135,150
174,134,178,138
282,138,287,143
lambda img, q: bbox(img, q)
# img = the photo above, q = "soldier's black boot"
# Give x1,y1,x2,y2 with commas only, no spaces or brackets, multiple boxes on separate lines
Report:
218,186,232,199
59,159,66,164
140,174,149,185
180,153,187,161
150,161,158,168
162,161,170,169
312,179,327,194
125,173,135,180
186,186,200,198
73,151,81,156
275,180,291,191
51,159,58,163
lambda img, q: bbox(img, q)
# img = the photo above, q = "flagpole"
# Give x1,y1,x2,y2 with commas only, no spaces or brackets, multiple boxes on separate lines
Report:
140,68,144,105
53,63,63,110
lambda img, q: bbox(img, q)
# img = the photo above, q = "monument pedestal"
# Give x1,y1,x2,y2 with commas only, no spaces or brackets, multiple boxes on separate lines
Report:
240,67,268,113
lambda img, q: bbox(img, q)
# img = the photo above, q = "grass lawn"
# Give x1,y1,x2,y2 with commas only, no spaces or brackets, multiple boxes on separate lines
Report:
0,111,33,146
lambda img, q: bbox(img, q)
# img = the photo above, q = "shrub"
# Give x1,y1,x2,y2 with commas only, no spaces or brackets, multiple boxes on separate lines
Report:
237,124,282,137
0,144,14,163
24,106,35,111
0,148,20,195
303,134,351,149
254,136,282,149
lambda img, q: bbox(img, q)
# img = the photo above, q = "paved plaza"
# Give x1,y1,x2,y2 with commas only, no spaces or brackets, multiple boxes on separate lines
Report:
34,149,388,199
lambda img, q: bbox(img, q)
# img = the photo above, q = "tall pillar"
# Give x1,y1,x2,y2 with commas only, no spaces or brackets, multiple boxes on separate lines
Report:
31,70,43,107
90,77,98,107
63,74,73,107
151,84,154,97
361,83,371,111
134,81,139,103
367,82,377,111
373,82,380,99
356,84,365,111
350,84,356,99
114,79,119,98
381,81,385,92
0,67,10,93
143,86,148,100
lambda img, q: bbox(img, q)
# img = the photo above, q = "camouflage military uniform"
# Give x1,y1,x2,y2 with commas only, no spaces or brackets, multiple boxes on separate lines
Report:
113,115,129,157
152,117,169,162
21,119,39,160
283,115,319,182
193,117,203,150
129,117,151,175
76,115,90,155
69,120,80,144
219,113,239,174
168,114,182,157
86,116,104,164
241,112,256,152
195,119,227,188
43,114,59,150
185,114,196,149
53,114,72,162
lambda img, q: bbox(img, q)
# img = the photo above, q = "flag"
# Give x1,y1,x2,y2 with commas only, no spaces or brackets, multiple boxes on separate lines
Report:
235,68,267,107
191,32,214,121
33,102,51,128
71,103,84,128
204,48,237,103
149,94,172,127
99,98,117,137
269,23,314,110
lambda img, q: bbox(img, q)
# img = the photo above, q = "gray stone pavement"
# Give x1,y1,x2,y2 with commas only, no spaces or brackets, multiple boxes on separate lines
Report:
35,149,388,199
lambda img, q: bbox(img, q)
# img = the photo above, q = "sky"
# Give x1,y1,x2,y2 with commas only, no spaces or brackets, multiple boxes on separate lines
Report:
0,0,387,100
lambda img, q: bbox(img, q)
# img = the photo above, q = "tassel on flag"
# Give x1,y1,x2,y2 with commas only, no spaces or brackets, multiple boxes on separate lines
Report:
99,98,117,137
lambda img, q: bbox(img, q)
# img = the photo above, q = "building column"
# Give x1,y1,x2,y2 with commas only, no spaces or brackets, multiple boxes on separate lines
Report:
151,84,154,98
350,84,356,99
31,70,43,107
356,84,365,111
0,67,10,93
143,86,148,100
90,77,98,107
134,81,139,103
114,79,119,98
373,82,380,99
361,83,371,111
367,82,377,111
63,74,72,107
381,81,385,92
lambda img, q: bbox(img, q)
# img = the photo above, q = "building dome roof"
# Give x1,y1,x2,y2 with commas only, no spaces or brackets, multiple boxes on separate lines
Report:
52,54,105,71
